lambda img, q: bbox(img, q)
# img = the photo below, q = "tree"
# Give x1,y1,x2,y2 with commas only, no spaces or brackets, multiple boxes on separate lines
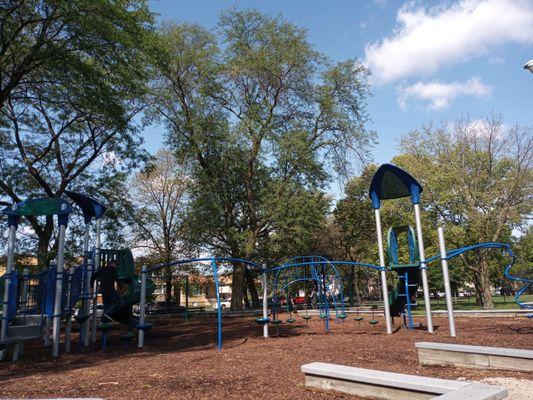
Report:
397,116,532,308
0,0,155,266
152,11,375,309
128,149,190,302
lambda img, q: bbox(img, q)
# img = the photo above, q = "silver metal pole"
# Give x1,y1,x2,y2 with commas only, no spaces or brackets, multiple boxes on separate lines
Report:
90,219,102,344
83,256,93,346
81,223,91,346
52,222,67,358
20,267,29,313
1,221,17,341
262,271,268,338
374,208,392,334
138,265,147,348
438,227,456,337
414,203,434,333
65,267,74,352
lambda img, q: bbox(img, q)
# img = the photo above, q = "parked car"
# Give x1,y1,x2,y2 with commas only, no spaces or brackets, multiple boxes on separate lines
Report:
213,298,231,310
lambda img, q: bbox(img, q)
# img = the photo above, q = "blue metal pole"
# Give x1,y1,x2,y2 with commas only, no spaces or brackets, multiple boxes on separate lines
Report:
211,258,222,351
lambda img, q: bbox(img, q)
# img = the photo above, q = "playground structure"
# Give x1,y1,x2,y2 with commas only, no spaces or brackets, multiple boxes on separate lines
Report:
135,163,530,352
1,163,531,361
0,192,155,360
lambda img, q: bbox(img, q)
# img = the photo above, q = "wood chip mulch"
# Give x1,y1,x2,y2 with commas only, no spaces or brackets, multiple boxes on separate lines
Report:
1,315,532,399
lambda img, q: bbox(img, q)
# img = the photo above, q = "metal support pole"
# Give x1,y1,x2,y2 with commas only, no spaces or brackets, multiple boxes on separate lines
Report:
138,265,147,348
65,267,74,353
52,222,67,358
81,223,91,346
90,219,102,344
211,258,222,351
20,267,29,313
1,221,17,341
414,203,433,333
262,271,268,338
82,257,92,346
374,209,392,334
438,226,456,337
185,276,189,321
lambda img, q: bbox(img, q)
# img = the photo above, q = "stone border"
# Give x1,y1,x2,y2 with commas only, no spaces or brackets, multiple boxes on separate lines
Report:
416,342,533,372
301,362,507,400
431,309,531,318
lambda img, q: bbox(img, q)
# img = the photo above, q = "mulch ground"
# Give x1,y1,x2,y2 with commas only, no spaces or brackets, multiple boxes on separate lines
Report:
1,315,532,399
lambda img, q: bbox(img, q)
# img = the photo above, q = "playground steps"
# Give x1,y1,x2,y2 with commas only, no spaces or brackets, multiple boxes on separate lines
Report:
416,342,533,372
301,362,507,400
0,314,45,361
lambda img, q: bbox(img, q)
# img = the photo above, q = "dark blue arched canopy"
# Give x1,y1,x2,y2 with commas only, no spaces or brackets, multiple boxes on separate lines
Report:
64,190,106,223
368,164,423,209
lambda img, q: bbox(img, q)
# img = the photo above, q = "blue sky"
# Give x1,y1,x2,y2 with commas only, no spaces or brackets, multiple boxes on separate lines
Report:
144,0,533,167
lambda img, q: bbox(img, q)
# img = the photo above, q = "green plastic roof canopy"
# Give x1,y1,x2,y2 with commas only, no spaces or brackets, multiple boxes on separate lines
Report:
368,164,423,209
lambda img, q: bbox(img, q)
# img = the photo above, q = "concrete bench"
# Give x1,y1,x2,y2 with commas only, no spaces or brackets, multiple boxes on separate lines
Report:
416,342,533,372
301,362,507,400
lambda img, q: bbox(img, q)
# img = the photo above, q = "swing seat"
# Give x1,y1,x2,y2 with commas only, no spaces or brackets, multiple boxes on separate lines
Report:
286,318,296,324
369,320,379,325
97,322,112,333
74,315,90,324
136,322,153,331
302,315,312,320
337,313,347,320
255,317,270,324
319,314,328,319
271,319,282,325
120,332,135,342
354,316,364,321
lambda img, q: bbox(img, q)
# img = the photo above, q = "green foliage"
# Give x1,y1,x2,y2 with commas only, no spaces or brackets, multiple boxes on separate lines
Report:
395,116,532,307
151,10,375,309
0,0,156,266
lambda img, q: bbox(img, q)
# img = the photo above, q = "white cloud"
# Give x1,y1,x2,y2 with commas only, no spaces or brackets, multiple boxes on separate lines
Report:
365,0,533,84
397,77,492,110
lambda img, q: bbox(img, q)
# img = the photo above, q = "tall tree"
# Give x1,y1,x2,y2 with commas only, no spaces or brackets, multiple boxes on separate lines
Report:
152,11,375,309
0,0,155,266
397,116,532,308
128,149,190,302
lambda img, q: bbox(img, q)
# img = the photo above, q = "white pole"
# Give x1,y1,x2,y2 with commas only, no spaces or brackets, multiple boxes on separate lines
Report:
83,256,93,346
262,271,268,338
374,208,392,334
414,203,434,333
81,223,90,346
90,219,102,344
20,267,29,313
438,227,456,337
65,267,74,352
52,222,67,358
138,265,147,348
1,220,17,341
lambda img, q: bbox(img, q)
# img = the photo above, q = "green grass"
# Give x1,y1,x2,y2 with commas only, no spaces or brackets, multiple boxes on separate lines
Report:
411,294,532,315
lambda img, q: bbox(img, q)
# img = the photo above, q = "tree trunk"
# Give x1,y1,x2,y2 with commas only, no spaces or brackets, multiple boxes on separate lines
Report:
165,266,173,303
472,258,494,309
36,216,54,269
231,263,245,311
245,268,260,308
479,258,494,309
